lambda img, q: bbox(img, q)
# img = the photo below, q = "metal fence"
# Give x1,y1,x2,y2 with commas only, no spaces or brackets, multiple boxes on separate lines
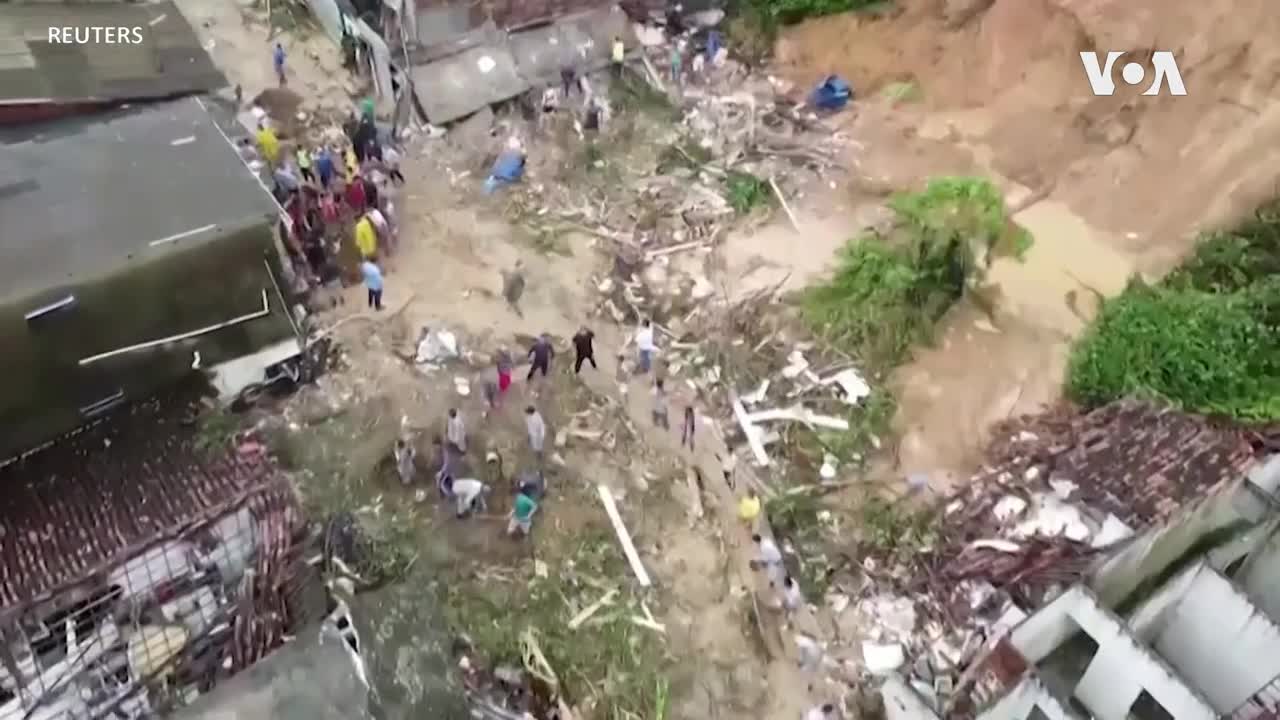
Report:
0,481,322,720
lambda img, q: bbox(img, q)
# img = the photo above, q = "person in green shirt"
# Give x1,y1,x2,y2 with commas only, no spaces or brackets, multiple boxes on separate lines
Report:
508,492,538,537
296,147,313,183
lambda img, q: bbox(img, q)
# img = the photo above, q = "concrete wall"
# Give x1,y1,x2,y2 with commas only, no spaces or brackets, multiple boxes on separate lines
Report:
1008,587,1218,720
979,675,1087,720
413,0,616,30
1150,565,1280,712
1090,466,1274,608
1241,525,1280,620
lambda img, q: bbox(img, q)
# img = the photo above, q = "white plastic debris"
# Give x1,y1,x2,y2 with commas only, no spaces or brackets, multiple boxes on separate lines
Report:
819,454,838,480
454,377,471,396
1014,494,1091,542
416,328,459,363
781,350,810,379
1091,514,1135,548
821,368,872,404
992,495,1028,522
862,642,905,675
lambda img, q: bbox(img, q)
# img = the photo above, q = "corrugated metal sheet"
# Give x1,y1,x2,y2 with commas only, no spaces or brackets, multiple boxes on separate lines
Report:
0,95,278,303
410,5,627,124
410,43,524,124
0,1,224,106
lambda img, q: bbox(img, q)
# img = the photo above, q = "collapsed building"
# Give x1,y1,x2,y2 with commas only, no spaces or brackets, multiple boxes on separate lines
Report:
0,5,360,718
0,379,335,720
875,402,1280,720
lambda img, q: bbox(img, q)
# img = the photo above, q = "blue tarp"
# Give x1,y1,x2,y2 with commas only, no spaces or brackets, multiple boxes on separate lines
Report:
483,150,526,194
810,75,852,110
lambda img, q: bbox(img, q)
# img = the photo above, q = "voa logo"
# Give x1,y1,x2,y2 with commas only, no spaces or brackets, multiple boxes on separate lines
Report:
1079,51,1187,97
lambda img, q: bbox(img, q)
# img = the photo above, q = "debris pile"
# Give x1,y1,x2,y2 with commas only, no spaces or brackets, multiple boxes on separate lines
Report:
843,399,1257,716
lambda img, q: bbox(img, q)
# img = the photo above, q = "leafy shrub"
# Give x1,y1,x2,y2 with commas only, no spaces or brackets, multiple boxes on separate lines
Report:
1067,202,1280,421
801,177,1023,369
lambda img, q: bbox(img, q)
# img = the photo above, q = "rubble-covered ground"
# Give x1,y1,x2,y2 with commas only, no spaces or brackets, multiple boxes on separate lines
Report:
187,0,1280,717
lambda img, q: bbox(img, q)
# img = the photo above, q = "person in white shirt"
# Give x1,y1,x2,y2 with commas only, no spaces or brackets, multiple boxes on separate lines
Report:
451,478,490,518
780,575,805,612
635,319,656,374
525,406,546,459
446,408,467,453
752,533,784,584
383,144,404,184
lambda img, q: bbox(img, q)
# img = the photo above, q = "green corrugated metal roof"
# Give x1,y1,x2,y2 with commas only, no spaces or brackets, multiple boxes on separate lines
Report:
0,1,225,103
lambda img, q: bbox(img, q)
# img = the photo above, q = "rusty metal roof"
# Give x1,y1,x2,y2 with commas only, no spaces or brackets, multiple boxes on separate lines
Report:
0,0,224,105
0,377,287,610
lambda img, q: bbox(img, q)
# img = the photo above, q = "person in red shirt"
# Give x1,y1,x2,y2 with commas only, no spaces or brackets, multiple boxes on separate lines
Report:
345,174,367,212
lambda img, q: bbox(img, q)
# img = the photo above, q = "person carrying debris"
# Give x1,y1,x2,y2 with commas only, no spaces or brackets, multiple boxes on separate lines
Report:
393,438,416,485
495,349,514,400
273,42,287,86
572,326,597,373
508,488,539,537
681,405,696,450
450,478,490,518
611,35,625,77
525,406,547,460
360,258,384,311
751,533,784,584
446,408,467,454
502,261,526,317
527,334,554,380
635,319,657,374
652,378,670,429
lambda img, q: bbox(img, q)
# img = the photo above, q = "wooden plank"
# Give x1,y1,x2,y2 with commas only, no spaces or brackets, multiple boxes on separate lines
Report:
597,485,652,587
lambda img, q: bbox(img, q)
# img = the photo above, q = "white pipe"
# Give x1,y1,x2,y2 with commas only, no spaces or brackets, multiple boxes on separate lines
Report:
78,290,270,366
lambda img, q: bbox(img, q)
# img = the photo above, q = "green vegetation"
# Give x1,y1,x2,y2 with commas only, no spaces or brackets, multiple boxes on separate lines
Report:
442,531,669,719
857,495,937,562
1067,201,1280,421
802,177,1024,370
726,0,891,64
724,170,773,214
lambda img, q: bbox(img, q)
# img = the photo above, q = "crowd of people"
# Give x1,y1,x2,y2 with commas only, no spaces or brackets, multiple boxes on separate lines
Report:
244,97,405,297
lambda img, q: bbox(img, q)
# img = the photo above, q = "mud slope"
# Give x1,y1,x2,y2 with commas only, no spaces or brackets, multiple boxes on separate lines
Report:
776,0,1280,477
780,0,1280,271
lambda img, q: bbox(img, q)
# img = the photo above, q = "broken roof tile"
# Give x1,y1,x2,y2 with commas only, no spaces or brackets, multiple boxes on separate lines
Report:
0,379,287,610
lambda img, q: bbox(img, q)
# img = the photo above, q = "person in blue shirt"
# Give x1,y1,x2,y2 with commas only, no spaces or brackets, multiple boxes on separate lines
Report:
360,259,383,310
273,42,286,86
314,147,335,189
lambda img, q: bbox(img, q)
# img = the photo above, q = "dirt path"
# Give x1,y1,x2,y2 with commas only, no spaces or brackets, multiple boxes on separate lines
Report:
574,354,828,719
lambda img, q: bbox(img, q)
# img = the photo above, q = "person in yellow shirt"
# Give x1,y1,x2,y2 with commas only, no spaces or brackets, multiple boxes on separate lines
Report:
255,122,280,167
344,146,359,182
738,488,761,526
354,213,377,259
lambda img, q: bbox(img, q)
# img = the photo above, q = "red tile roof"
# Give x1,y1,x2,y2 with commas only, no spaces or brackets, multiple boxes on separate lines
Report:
0,381,285,610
